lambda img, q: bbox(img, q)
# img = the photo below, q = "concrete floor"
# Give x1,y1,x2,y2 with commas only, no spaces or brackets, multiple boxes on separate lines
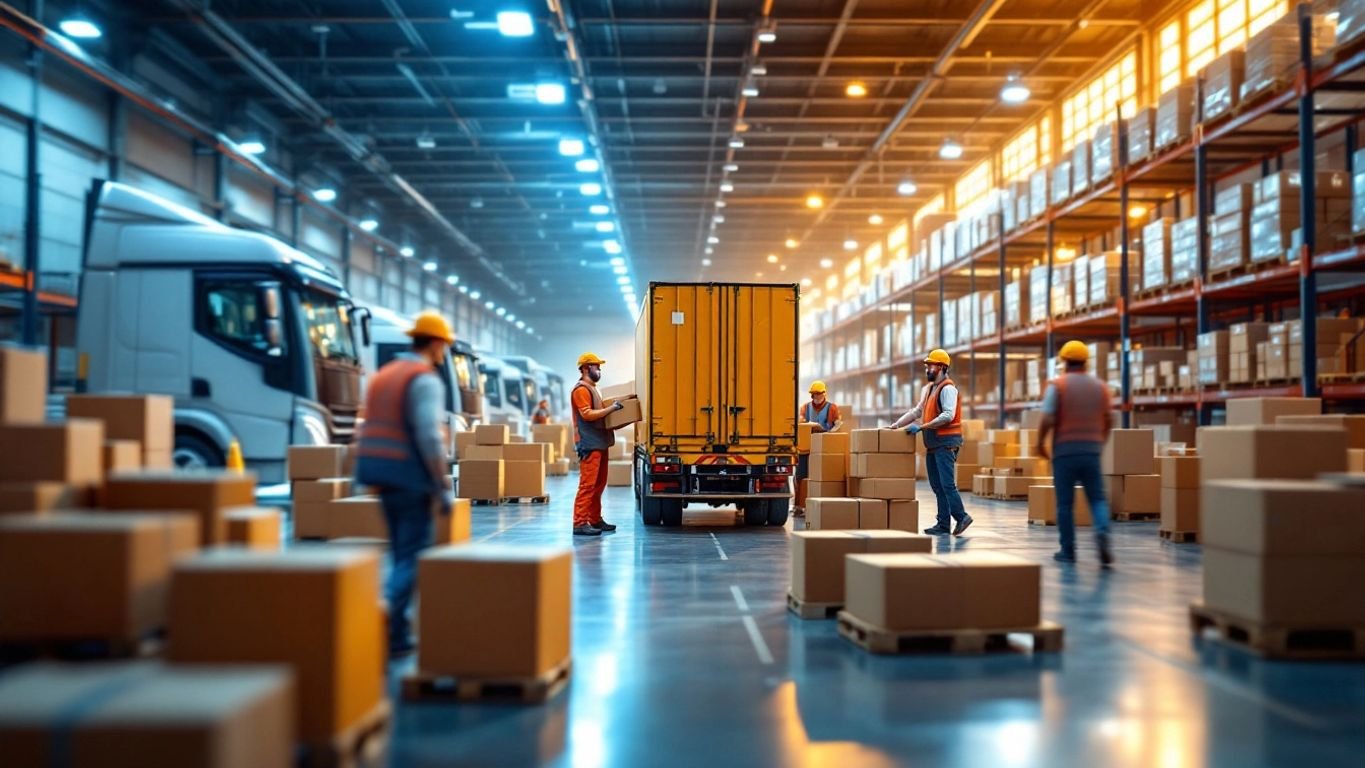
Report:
381,475,1365,768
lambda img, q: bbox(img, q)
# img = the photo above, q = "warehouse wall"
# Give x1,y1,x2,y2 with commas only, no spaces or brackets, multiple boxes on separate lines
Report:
538,319,638,392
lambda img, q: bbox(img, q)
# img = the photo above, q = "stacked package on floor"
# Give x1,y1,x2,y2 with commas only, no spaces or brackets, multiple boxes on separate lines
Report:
1087,251,1134,306
1201,49,1245,122
1156,83,1195,149
1029,168,1050,220
1051,160,1074,206
1210,184,1253,274
1159,451,1201,536
1028,265,1049,324
1028,484,1092,526
1091,122,1117,183
1072,139,1091,195
843,551,1042,633
1197,330,1230,386
324,495,470,544
459,424,508,499
1141,218,1174,292
68,393,174,470
1251,170,1352,264
1071,254,1090,311
102,469,257,547
791,531,932,607
1170,217,1200,284
1275,413,1365,472
847,429,917,529
1051,262,1074,316
953,420,988,490
289,445,351,539
1241,11,1337,102
1128,106,1155,165
1101,429,1159,517
807,431,850,499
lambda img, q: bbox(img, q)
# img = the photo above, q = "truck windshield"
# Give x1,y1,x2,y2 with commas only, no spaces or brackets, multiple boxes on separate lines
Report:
482,370,502,407
452,352,477,392
504,378,524,410
300,292,358,362
523,378,537,408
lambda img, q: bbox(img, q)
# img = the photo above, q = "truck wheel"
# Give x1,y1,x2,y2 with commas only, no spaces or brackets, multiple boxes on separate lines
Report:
641,496,662,526
660,500,683,527
742,501,767,526
173,433,224,470
766,498,790,527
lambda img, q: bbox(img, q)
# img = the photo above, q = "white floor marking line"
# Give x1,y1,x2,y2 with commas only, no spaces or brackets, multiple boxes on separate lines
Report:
730,584,750,613
741,615,774,664
474,515,533,543
710,532,729,560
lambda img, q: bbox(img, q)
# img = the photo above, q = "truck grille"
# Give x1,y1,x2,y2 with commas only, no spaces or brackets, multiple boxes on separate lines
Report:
330,406,359,444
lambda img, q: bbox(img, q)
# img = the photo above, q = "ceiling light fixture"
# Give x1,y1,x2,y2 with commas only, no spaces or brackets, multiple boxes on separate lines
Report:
470,291,482,300
604,240,622,254
939,138,964,160
868,214,884,225
446,274,459,285
785,238,799,249
822,135,839,149
735,120,750,133
897,179,918,196
590,204,610,215
702,258,713,266
617,276,631,285
766,254,778,264
359,218,379,232
596,221,616,233
713,214,726,223
400,246,415,258
720,182,734,193
609,257,625,266
820,258,834,268
416,132,436,149
708,235,720,244
741,85,760,98
751,64,768,76
485,301,496,310
506,314,516,322
844,239,858,251
580,182,602,196
312,188,337,203
805,194,824,209
652,78,667,95
613,265,627,275
516,320,526,329
576,158,601,172
423,261,438,272
1000,73,1031,104
705,247,714,255
495,307,507,316
558,137,585,156
496,11,534,37
801,277,813,287
535,83,567,105
757,22,777,43
729,137,745,148
723,163,739,172
715,200,726,208
238,137,266,155
59,15,102,39
845,81,868,98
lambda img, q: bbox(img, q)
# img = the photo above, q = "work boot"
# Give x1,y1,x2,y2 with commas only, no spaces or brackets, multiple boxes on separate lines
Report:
593,520,618,532
1097,533,1114,568
923,525,952,535
573,525,602,537
953,515,974,536
1053,550,1076,563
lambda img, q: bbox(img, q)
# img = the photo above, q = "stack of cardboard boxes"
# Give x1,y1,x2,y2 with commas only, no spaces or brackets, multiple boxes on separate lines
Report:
971,428,1049,498
842,551,1044,636
1210,183,1253,275
808,431,850,498
1027,484,1092,527
531,423,572,476
789,530,932,612
458,425,509,500
1250,171,1352,265
1101,429,1160,518
1141,218,1174,292
1155,83,1195,150
1159,446,1201,537
848,428,917,511
1170,216,1200,284
288,445,351,540
1275,413,1365,472
1241,11,1337,102
1128,107,1155,165
1201,49,1245,123
68,393,174,470
1228,321,1270,384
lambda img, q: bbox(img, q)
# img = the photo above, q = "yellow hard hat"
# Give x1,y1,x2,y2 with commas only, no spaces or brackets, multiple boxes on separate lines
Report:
1059,340,1090,363
924,349,952,367
809,380,827,394
577,352,607,368
407,310,455,343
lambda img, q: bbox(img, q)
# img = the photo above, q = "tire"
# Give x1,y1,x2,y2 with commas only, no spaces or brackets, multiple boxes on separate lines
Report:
660,499,683,527
766,498,790,527
742,500,767,526
641,495,663,526
173,432,224,470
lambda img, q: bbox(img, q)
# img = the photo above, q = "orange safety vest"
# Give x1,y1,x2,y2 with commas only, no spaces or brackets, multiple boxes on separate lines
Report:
1052,373,1110,445
353,358,434,490
923,377,962,437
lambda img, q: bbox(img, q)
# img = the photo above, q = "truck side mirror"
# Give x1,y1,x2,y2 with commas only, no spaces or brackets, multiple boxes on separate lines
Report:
264,318,284,357
259,282,282,319
352,306,372,348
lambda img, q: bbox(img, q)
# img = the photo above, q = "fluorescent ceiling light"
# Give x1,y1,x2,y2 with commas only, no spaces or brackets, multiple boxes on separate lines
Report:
844,239,858,251
496,11,534,37
359,218,379,232
604,240,622,254
1000,74,1031,104
820,258,834,268
423,261,438,272
868,214,884,225
898,180,918,196
766,254,778,263
729,137,745,148
613,265,628,275
619,284,633,293
495,307,507,316
580,182,602,196
715,200,726,208
590,204,610,215
516,320,526,329
702,258,712,266
713,215,725,223
596,221,615,233
558,138,585,156
742,85,760,97
312,188,337,203
458,285,469,294
576,158,600,172
704,247,714,255
801,277,812,286
720,182,734,193
939,138,964,160
416,133,437,149
723,163,739,172
59,17,102,39
845,82,868,98
446,275,459,285
609,257,625,266
751,64,768,76
785,238,798,249
470,291,482,299
536,83,566,105
707,235,720,244
506,314,516,322
400,246,415,258
239,139,266,155
617,276,631,285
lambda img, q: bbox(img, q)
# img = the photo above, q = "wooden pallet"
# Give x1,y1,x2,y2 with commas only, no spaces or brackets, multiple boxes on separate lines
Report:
786,591,842,620
1134,280,1195,301
1208,257,1283,282
298,699,391,768
1159,529,1199,543
469,498,502,506
976,492,1029,501
1250,378,1296,388
837,611,1064,655
1320,371,1365,384
1111,510,1160,522
1027,518,1056,527
1189,602,1365,660
502,495,550,505
401,657,572,705
0,631,163,663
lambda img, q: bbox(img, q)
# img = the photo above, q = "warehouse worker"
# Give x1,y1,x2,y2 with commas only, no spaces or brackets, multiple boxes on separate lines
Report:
1036,341,1114,567
532,399,552,424
794,381,843,513
352,310,454,657
571,353,636,537
890,349,973,537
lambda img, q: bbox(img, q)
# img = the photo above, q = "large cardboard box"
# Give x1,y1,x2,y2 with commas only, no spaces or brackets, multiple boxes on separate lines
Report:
547,458,571,476
1351,449,1365,473
852,429,916,454
102,470,257,546
0,662,295,768
323,496,469,544
797,422,815,453
857,498,888,529
1225,397,1322,426
791,531,931,604
850,429,882,454
0,345,47,424
1159,456,1201,489
1160,487,1200,532
852,453,914,479
293,478,352,503
531,424,570,460
502,442,551,463
807,480,846,497
67,394,173,462
1106,474,1160,515
505,460,547,498
291,479,352,540
0,512,199,641
844,552,1040,631
0,420,103,485
1197,426,1348,481
475,424,510,446
888,500,920,531
0,481,95,514
226,507,282,550
994,474,1050,498
1276,414,1365,450
810,452,847,482
457,459,505,500
607,460,632,486
956,464,981,488
102,439,142,473
454,430,478,460
463,444,504,461
287,446,347,481
1027,485,1092,526
167,547,385,744
805,497,859,530
603,398,643,430
810,432,850,455
1101,429,1155,475
1202,479,1365,555
1203,548,1365,625
858,478,916,500
418,545,571,678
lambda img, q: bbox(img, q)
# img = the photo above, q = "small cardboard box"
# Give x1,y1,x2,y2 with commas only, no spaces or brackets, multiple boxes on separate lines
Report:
956,464,981,488
454,430,479,460
807,480,846,497
1160,487,1200,533
857,498,888,529
505,460,547,498
0,512,199,641
810,432,850,455
508,435,527,444
1106,474,1160,515
0,420,104,486
292,502,330,540
977,442,1021,465
102,439,142,473
1197,425,1348,481
292,478,352,503
1101,429,1156,476
457,459,505,500
810,452,847,482
607,460,632,486
852,453,914,479
67,394,173,458
0,662,295,768
986,429,1020,445
463,444,504,461
1275,414,1365,450
418,545,572,678
0,345,47,424
502,443,550,462
102,470,257,546
850,429,881,453
844,552,1040,631
326,497,389,540
887,499,920,531
797,423,815,453
1225,396,1322,426
225,507,282,550
287,446,347,481
805,497,859,530
1202,479,1365,555
167,547,385,745
475,424,510,446
956,551,1042,628
0,481,95,514
1351,449,1365,473
857,478,916,500
1159,456,1201,489
548,458,571,476
995,474,1049,498
876,429,917,454
531,424,570,459
1203,548,1365,625
790,531,867,603
1027,485,1092,526
603,398,643,430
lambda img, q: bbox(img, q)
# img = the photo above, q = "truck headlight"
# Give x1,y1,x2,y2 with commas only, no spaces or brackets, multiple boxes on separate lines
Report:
297,411,330,446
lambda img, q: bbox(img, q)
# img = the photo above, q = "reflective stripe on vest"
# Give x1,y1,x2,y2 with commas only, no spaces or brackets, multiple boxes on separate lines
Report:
572,381,615,453
923,377,962,437
353,358,433,491
804,401,834,431
1053,373,1109,445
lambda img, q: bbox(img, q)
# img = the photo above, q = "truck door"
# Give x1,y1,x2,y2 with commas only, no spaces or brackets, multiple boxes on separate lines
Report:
720,285,799,445
648,284,721,449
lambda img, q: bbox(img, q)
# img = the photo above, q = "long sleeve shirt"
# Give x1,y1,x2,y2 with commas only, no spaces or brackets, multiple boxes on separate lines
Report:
397,352,447,470
889,381,959,431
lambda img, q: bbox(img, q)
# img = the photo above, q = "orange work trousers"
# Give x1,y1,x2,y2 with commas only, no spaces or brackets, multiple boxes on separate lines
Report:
573,449,610,527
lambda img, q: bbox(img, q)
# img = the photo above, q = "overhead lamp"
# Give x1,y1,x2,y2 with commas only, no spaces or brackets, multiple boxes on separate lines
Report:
735,120,750,133
939,138,964,160
713,214,726,224
620,284,633,294
506,314,516,322
779,265,787,272
897,179,918,196
845,81,868,98
766,254,778,264
416,132,437,149
580,182,602,196
470,291,482,300
359,218,379,232
785,238,799,249
312,188,337,203
652,78,668,95
843,239,858,251
742,85,760,98
805,194,824,209
558,138,585,156
238,137,266,155
470,197,484,209
525,327,535,334
613,265,628,275
822,135,839,149
576,158,601,172
516,320,526,329
868,214,884,225
754,271,764,278
496,10,534,37
535,83,567,105
707,235,720,244
801,277,813,287
603,240,622,254
609,256,625,266
704,247,714,255
751,64,768,76
596,221,616,233
729,137,745,148
715,200,727,208
723,163,739,172
820,258,834,269
495,307,507,316
1128,204,1149,219
1000,74,1030,105
400,246,415,258
59,15,102,39
720,182,734,193
616,276,630,285
590,204,610,215
458,285,469,294
757,22,777,43
423,261,438,272
446,274,459,285
485,301,496,310
702,258,713,266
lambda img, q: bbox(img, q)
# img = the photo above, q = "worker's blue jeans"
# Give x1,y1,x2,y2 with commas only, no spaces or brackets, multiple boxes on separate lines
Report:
924,447,968,528
379,489,435,648
1052,452,1111,556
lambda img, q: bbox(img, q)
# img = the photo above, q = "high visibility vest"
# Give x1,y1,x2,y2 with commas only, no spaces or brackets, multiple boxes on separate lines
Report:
354,358,437,492
1052,373,1110,445
572,382,615,453
922,377,962,449
803,401,835,431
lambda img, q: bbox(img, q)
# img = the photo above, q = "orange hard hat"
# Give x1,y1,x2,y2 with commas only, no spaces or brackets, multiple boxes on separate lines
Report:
407,311,455,343
577,352,606,368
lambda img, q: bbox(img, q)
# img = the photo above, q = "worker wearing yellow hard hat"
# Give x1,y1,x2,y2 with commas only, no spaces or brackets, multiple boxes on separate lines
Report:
354,309,456,657
1037,340,1114,567
891,349,972,536
570,351,636,537
794,380,844,514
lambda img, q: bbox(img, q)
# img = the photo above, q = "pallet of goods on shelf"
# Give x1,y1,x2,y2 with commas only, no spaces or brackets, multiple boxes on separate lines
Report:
1004,278,1030,330
1250,170,1352,266
1351,149,1365,236
1128,107,1155,165
1051,262,1074,316
1070,254,1090,313
1198,331,1230,387
1209,183,1254,277
1088,251,1134,308
1170,217,1200,285
1228,321,1271,385
1201,49,1245,123
1029,168,1050,221
1240,11,1337,104
1028,266,1048,325
1072,139,1091,196
1155,83,1195,151
1051,160,1074,207
1141,218,1174,294
1091,122,1118,184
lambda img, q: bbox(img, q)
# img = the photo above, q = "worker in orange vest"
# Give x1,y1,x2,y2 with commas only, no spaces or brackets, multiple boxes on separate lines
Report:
794,380,843,513
890,349,972,536
353,310,455,656
532,399,552,424
1036,341,1114,566
570,352,636,536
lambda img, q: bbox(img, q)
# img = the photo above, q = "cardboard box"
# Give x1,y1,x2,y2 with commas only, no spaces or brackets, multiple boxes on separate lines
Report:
1027,485,1092,526
67,394,173,459
505,460,547,498
810,432,850,455
1203,548,1365,625
0,662,295,768
844,552,1040,631
1106,474,1160,515
462,444,504,461
986,429,1019,445
226,506,282,550
791,531,930,604
455,430,479,460
457,459,505,500
103,439,142,473
1202,479,1365,555
1351,449,1365,473
850,429,882,454
1225,397,1322,426
797,423,815,453
607,460,632,486
887,499,920,531
607,440,630,460
531,424,570,459
852,453,915,479
1159,456,1201,489
102,470,257,546
418,545,571,678
994,475,1050,498
1101,429,1155,476
806,497,859,530
547,458,571,476
508,435,527,444
0,420,103,485
810,452,847,482
287,446,347,481
0,345,47,424
475,424,510,446
0,481,95,514
1197,426,1348,481
603,398,643,430
167,547,384,744
956,464,981,488
1275,414,1365,450
1161,487,1200,533
857,498,888,529
0,512,199,641
807,480,846,497
325,497,389,540
857,478,916,500
502,442,550,462
292,478,352,503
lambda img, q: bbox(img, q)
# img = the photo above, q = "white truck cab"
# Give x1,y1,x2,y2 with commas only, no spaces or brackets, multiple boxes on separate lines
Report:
476,354,529,437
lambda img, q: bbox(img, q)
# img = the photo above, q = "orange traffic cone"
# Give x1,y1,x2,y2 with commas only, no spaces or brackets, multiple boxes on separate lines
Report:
226,439,245,474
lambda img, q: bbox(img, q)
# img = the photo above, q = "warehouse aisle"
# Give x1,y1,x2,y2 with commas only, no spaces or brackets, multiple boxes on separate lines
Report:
383,477,1365,768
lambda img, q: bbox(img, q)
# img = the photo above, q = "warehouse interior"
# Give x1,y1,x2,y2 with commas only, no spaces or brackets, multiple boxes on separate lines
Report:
3,0,1365,766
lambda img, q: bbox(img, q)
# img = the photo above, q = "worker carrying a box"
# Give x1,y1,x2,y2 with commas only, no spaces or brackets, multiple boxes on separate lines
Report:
890,349,973,536
532,399,551,425
1036,340,1114,567
794,380,843,513
353,310,456,656
571,352,636,537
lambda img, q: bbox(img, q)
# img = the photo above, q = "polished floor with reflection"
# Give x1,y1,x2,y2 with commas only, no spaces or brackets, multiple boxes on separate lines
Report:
382,477,1365,768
